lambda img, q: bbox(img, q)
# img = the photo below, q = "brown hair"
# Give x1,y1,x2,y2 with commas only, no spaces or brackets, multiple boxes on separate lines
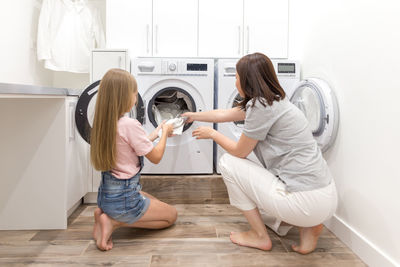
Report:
90,68,138,171
236,53,285,110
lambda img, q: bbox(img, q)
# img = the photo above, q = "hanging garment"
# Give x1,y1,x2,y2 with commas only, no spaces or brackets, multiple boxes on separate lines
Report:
37,0,105,73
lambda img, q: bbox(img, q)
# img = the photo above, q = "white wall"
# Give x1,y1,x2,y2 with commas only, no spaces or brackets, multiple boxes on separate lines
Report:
289,1,400,266
0,0,53,86
0,0,105,89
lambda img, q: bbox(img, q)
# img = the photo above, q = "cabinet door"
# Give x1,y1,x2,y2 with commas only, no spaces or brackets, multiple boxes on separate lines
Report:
66,97,89,210
198,0,242,57
153,0,198,57
244,0,288,58
91,50,128,82
106,0,152,57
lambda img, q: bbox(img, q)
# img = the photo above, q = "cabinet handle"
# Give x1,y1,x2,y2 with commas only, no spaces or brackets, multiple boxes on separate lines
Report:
69,102,75,141
246,26,250,54
238,26,241,55
118,56,122,68
146,24,150,54
155,25,159,55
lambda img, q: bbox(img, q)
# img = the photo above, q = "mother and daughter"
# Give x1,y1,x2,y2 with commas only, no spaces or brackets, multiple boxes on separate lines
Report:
90,53,337,254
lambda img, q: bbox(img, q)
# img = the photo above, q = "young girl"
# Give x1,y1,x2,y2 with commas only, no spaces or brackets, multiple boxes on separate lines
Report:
90,68,177,251
182,53,337,254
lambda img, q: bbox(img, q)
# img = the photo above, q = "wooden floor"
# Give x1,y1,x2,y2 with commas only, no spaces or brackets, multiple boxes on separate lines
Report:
0,203,366,266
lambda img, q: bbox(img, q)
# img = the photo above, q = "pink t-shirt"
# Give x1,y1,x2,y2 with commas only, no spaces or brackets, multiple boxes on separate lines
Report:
111,117,153,179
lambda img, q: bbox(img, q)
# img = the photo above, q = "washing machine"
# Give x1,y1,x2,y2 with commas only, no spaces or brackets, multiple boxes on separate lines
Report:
215,59,339,173
215,58,300,173
132,57,214,174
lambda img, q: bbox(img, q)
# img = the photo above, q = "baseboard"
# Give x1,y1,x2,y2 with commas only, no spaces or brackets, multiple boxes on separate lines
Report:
83,192,97,204
324,214,398,267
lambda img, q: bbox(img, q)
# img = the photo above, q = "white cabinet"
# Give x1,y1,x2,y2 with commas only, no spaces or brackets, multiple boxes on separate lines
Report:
153,0,198,57
244,0,288,58
66,97,90,215
0,95,88,229
199,0,288,58
91,49,130,82
106,0,152,57
106,0,288,57
198,0,242,57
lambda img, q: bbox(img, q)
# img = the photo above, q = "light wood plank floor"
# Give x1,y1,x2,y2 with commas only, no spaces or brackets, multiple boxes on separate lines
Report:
0,204,366,266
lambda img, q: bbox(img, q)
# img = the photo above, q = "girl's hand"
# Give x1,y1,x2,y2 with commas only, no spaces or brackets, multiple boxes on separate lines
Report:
192,126,215,139
162,123,174,137
181,112,195,123
148,121,165,141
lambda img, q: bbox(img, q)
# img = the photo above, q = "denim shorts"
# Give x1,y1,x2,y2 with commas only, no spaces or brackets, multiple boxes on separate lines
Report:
97,171,150,224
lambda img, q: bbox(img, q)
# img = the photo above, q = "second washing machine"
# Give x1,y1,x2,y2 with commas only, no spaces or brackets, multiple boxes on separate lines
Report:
133,57,214,174
215,58,300,173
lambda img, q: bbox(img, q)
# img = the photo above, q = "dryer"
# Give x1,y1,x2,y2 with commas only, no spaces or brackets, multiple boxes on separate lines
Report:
133,57,214,174
215,58,300,173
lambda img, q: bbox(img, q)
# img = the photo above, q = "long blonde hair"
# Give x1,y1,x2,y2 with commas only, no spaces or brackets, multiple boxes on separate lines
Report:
90,68,137,171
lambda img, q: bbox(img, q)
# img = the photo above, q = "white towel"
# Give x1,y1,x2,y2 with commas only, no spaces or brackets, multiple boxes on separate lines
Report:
157,117,185,138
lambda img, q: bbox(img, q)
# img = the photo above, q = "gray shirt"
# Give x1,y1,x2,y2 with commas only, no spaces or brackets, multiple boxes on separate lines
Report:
243,97,332,192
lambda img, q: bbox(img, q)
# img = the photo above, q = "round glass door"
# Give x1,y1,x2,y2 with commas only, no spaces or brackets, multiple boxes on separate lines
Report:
75,80,145,144
291,83,325,137
147,87,195,132
290,78,339,152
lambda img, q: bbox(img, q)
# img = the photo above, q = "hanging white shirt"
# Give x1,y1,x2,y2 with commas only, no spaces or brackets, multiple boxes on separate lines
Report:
37,0,105,73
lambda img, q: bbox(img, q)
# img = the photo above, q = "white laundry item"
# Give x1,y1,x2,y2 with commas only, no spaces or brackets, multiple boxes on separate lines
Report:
157,117,186,138
37,0,105,73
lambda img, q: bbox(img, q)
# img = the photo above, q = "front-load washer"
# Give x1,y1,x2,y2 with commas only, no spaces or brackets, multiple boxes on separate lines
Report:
215,58,300,173
132,57,214,174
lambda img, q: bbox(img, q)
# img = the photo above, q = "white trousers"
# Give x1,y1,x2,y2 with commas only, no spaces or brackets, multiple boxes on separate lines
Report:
218,153,337,235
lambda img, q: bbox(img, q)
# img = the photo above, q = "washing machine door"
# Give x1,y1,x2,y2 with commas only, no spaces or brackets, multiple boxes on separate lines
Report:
75,80,145,144
290,78,339,152
146,86,196,132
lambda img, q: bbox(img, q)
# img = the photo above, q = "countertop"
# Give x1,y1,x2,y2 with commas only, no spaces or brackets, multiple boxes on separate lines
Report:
0,82,82,96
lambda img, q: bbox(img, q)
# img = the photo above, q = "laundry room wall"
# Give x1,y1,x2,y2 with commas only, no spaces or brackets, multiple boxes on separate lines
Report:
0,0,53,86
0,0,105,90
288,1,400,266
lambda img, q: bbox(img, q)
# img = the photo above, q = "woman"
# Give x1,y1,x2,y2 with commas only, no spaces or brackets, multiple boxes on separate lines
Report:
182,53,337,254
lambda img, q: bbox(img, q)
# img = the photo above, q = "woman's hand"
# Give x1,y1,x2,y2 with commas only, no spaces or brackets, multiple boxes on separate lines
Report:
192,126,216,140
162,123,174,137
148,121,165,141
181,112,195,123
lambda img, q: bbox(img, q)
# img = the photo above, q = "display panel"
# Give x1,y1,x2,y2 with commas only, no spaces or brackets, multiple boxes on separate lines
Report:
278,63,295,73
187,63,208,71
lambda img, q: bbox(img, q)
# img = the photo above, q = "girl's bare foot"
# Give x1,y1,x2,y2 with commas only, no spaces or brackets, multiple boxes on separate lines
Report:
292,224,324,254
230,230,272,251
92,207,102,241
97,213,116,251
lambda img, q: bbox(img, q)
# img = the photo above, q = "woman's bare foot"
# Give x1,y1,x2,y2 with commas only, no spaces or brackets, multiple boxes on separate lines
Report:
92,207,102,241
230,230,272,251
97,213,118,251
292,224,324,254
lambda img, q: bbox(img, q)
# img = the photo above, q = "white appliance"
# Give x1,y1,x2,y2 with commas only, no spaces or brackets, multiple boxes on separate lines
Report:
133,57,214,174
215,58,300,173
